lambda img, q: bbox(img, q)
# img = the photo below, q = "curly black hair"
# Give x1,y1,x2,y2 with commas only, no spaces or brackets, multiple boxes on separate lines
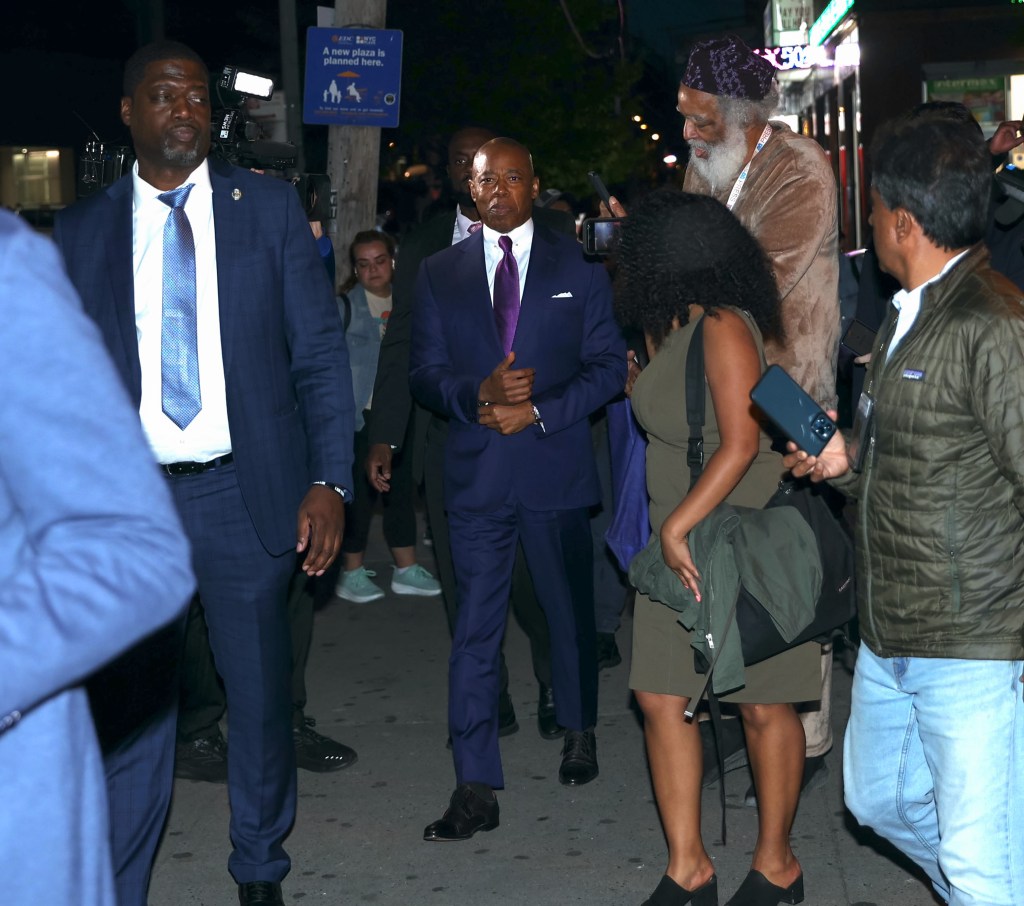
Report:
613,189,782,350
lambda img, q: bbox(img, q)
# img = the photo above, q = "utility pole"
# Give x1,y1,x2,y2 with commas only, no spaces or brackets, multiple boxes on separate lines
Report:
279,0,306,173
327,0,387,261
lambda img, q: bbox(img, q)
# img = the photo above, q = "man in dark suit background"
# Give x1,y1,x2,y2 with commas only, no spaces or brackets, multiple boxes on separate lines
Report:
410,138,625,840
54,41,354,906
366,127,575,741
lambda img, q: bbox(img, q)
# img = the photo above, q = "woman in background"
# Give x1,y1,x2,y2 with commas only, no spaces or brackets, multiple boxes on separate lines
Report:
334,230,441,604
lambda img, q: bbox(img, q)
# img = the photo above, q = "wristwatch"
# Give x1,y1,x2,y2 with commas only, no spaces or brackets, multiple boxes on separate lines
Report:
312,480,352,502
531,404,545,433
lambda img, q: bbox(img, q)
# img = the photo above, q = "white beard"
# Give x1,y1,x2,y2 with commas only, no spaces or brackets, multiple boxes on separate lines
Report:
687,126,751,193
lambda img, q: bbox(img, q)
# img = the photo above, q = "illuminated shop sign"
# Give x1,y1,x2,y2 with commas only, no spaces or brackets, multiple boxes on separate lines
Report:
809,0,854,47
753,45,813,71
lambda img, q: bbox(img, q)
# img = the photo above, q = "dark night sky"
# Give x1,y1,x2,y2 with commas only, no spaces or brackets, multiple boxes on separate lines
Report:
3,1,763,161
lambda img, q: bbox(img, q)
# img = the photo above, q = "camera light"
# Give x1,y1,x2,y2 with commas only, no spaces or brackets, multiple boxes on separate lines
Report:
220,66,275,100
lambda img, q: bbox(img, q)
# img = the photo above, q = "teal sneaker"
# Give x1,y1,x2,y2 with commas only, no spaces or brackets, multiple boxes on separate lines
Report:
390,563,442,597
335,567,385,603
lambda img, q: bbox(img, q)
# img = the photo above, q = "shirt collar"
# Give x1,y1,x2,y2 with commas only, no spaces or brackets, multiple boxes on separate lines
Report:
454,206,479,241
481,217,534,247
892,248,969,312
131,159,212,207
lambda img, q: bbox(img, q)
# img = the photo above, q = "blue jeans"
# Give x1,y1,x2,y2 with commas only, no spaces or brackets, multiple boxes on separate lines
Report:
844,644,1024,905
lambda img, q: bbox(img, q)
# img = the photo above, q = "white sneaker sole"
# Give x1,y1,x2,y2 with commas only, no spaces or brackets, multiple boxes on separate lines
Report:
390,581,442,597
335,587,385,603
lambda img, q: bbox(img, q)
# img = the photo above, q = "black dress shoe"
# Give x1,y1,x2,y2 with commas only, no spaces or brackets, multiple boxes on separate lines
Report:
558,728,599,786
238,880,284,905
175,732,228,784
536,684,564,739
293,716,358,772
596,632,623,670
498,690,519,737
724,870,803,906
423,784,499,841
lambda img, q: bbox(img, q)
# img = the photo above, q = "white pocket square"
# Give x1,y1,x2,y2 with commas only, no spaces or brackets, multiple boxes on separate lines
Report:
552,291,574,298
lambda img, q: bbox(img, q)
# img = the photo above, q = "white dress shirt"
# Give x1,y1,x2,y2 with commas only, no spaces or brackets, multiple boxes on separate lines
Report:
131,159,232,463
481,219,534,305
886,249,969,361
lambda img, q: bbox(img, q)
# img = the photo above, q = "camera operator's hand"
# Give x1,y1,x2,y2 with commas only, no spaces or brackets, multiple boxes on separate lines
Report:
478,352,534,406
989,120,1024,158
600,197,628,218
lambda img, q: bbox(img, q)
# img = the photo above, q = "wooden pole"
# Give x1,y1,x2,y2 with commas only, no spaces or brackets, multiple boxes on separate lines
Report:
278,0,306,173
327,0,387,268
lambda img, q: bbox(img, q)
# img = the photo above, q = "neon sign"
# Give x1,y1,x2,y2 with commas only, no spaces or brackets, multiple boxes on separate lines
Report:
809,0,854,46
753,45,813,71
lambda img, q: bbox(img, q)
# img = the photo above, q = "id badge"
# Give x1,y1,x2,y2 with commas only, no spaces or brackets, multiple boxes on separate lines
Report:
847,391,875,473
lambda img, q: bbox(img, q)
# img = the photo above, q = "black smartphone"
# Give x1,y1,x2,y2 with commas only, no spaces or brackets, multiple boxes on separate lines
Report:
582,217,622,257
587,170,613,210
750,365,837,457
841,318,877,358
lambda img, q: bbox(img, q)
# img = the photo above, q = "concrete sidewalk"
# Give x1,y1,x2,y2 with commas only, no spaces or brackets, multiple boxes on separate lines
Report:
149,516,941,906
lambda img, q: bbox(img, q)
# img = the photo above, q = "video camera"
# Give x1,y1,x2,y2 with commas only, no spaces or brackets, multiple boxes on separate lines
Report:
211,65,297,171
994,163,1024,227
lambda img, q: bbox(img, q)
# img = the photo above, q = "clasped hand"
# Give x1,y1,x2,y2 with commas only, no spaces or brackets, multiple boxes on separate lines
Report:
478,352,536,435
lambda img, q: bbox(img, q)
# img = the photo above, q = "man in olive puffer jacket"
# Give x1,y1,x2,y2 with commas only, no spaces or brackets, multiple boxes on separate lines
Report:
787,113,1024,906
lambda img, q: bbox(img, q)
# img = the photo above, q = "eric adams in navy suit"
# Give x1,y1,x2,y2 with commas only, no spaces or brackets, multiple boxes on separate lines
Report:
411,139,626,841
54,41,354,906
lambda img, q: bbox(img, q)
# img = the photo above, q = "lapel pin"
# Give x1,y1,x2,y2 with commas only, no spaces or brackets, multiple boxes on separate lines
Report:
232,188,242,201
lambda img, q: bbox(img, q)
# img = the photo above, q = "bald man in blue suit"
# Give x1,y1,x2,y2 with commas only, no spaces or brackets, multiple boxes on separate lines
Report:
411,138,625,840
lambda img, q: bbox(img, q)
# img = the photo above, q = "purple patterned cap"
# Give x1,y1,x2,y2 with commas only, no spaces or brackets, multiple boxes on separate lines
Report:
681,35,776,101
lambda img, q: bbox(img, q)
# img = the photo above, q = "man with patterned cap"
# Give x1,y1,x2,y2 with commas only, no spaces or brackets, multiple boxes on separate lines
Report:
611,33,841,806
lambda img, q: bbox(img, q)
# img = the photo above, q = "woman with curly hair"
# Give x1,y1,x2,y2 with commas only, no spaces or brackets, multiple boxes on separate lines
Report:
615,189,818,906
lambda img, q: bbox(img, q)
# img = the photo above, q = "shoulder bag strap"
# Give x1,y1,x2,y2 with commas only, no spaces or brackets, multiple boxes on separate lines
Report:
686,317,706,490
683,312,737,845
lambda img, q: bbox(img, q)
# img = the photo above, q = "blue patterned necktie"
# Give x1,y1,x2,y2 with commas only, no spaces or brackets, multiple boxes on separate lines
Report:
493,235,520,354
159,184,201,429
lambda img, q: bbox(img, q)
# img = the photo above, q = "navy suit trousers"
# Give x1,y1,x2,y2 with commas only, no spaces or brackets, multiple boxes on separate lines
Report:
446,502,596,789
171,462,297,883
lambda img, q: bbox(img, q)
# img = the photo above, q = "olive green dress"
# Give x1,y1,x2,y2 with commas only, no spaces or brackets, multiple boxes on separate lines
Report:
628,311,820,703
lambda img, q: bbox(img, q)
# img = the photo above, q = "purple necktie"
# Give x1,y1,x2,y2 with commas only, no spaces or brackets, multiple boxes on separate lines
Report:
493,235,520,354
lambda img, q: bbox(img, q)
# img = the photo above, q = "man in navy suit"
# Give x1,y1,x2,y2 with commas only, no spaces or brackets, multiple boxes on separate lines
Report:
0,210,193,906
410,138,625,840
54,41,355,906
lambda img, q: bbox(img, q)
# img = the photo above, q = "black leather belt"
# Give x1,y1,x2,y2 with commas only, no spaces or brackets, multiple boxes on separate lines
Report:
160,452,234,477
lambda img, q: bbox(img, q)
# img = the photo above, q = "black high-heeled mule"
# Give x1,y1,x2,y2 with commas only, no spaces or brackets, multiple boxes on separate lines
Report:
724,869,804,906
642,873,719,906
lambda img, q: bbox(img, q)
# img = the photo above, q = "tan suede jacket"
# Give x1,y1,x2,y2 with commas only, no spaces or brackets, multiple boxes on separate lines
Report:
685,122,840,408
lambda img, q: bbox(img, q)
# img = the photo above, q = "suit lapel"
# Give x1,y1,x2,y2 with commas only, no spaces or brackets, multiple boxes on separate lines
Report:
514,223,559,353
452,232,505,355
209,162,242,375
105,179,144,399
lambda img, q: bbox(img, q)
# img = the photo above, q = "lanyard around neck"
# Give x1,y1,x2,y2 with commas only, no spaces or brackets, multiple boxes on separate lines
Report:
725,123,773,211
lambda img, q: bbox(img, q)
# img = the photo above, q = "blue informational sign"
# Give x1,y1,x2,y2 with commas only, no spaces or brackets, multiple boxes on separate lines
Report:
303,28,403,127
